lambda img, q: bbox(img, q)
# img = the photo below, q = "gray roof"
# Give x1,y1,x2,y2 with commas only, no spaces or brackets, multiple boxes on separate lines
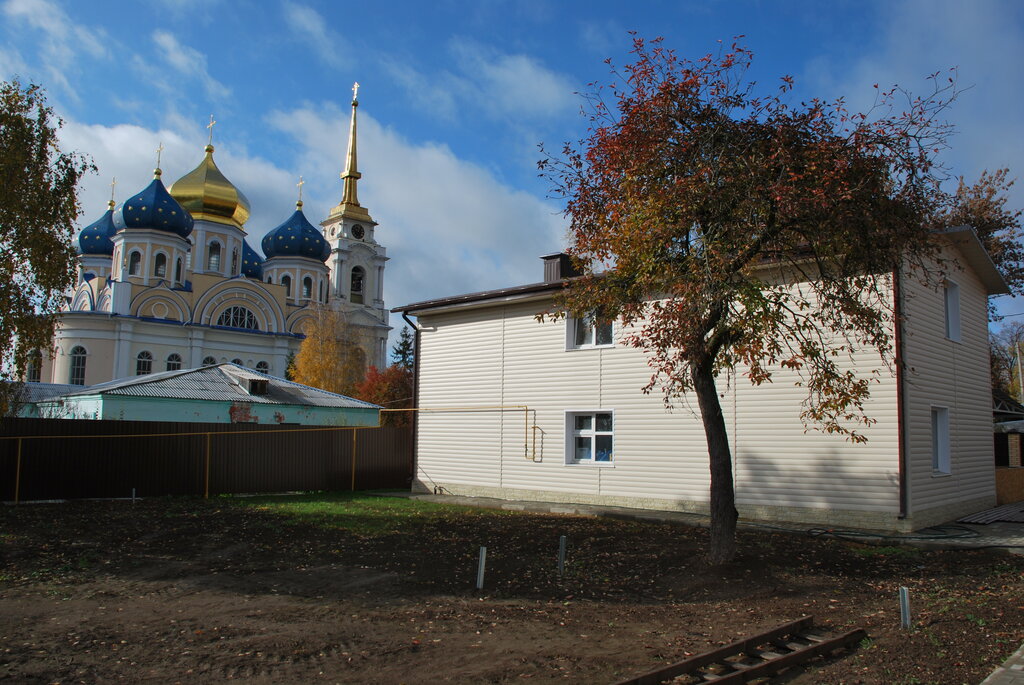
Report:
23,383,81,403
51,363,379,409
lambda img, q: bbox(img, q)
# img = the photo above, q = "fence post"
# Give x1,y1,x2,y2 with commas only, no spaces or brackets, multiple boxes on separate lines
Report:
351,428,358,491
204,432,211,499
14,438,23,505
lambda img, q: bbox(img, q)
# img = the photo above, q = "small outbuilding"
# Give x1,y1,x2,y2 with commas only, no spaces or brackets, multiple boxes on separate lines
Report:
34,363,379,426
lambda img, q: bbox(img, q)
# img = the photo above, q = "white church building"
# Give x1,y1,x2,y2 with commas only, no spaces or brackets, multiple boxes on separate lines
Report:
29,90,389,387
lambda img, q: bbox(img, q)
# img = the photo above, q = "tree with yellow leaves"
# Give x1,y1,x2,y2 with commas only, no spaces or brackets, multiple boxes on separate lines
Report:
289,305,366,397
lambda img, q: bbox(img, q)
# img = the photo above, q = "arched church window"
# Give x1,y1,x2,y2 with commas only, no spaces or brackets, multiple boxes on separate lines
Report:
216,306,259,330
231,358,243,366
128,251,141,276
166,353,182,371
26,349,42,383
255,361,270,374
281,275,292,297
318,280,323,302
175,258,183,283
69,346,87,385
350,266,365,304
266,275,273,284
232,248,239,275
208,242,221,271
302,276,312,299
154,253,167,278
136,351,153,375
201,356,217,366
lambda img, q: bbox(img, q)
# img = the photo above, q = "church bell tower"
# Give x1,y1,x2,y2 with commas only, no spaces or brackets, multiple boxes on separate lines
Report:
320,83,390,369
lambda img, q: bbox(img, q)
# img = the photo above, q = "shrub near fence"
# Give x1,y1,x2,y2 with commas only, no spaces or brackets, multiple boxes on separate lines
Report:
0,418,413,502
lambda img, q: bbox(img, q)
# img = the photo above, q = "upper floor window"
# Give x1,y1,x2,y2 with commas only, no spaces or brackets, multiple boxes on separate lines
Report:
231,358,243,365
302,276,313,299
231,248,239,275
69,346,87,385
201,356,217,366
175,258,183,283
217,306,259,330
281,274,292,297
567,411,614,464
128,251,141,276
570,312,613,349
166,353,182,371
351,266,365,304
154,253,167,278
207,242,221,271
944,281,961,342
136,350,153,375
26,349,42,383
255,361,270,374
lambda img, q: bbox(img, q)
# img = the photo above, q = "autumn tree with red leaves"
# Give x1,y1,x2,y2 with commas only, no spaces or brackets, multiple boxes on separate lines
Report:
541,37,961,563
355,364,413,427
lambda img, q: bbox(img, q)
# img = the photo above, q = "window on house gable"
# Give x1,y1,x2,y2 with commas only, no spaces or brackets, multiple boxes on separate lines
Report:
569,311,614,349
931,406,950,475
136,351,153,375
944,281,961,342
566,411,614,464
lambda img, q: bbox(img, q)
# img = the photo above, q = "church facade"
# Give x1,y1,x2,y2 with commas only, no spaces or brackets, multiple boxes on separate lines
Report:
29,91,389,387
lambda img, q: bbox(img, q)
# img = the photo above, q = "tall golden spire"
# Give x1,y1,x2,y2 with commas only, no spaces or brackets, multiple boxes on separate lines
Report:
327,82,372,223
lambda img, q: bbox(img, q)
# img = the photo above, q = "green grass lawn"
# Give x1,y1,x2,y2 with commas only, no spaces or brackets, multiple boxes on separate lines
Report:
220,491,471,536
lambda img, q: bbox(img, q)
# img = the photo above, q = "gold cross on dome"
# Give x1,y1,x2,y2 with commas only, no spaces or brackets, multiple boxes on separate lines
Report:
207,114,216,145
155,142,164,168
109,177,117,203
297,176,305,203
352,82,360,101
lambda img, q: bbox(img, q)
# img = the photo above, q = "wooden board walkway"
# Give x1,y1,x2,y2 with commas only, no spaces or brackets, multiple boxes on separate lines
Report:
614,616,865,685
958,502,1024,524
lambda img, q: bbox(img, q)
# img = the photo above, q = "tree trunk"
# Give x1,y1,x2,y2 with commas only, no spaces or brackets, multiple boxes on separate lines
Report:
691,358,738,564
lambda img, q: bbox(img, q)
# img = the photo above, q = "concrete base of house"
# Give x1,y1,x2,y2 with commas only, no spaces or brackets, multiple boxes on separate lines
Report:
413,480,996,534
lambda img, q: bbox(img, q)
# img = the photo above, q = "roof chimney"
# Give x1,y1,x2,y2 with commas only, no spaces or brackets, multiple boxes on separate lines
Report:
541,253,580,283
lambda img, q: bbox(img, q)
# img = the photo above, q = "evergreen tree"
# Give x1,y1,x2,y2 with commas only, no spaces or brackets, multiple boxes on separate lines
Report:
391,325,415,370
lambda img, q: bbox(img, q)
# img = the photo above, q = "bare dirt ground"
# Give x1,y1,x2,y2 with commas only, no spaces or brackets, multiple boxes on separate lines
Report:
1,496,1022,684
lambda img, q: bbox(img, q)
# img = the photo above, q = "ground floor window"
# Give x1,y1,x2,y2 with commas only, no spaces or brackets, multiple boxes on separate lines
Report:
69,346,87,385
26,349,42,383
566,411,614,464
931,406,950,475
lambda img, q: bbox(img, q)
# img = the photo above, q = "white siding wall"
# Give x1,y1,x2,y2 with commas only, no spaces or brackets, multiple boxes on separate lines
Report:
901,244,997,525
416,287,908,529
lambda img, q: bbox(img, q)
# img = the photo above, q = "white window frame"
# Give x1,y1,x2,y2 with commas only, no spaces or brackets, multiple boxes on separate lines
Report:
931,405,951,475
943,280,961,342
564,410,615,466
566,312,614,350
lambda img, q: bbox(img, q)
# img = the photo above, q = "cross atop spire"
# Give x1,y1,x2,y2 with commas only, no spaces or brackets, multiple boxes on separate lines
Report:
207,114,216,146
324,82,373,225
296,175,305,208
108,177,117,209
154,141,164,178
352,81,360,104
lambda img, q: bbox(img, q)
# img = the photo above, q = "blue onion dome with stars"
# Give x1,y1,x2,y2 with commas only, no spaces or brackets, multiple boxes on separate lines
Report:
241,238,264,279
112,170,194,238
77,201,117,255
261,201,330,262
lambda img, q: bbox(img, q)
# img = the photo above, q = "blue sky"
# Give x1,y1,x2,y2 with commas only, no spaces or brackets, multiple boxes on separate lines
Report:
3,0,1023,336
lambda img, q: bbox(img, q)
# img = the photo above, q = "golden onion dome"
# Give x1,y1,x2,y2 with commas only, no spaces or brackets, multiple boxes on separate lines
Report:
169,144,251,228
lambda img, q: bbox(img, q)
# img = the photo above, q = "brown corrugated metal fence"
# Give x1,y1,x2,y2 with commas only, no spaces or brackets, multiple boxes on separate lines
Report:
0,418,412,502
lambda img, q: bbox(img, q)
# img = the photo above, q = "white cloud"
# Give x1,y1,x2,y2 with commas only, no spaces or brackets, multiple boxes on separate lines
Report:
2,0,107,94
265,102,567,315
282,1,346,69
152,30,231,102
